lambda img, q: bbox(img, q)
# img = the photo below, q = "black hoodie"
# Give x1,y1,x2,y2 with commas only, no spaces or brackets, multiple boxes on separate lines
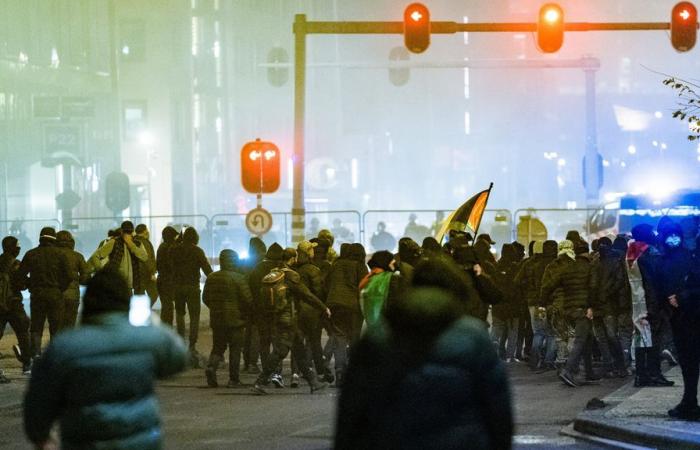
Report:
171,228,213,285
248,243,284,313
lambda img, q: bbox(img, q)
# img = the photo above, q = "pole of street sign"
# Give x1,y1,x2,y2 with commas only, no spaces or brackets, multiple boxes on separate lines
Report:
292,14,307,245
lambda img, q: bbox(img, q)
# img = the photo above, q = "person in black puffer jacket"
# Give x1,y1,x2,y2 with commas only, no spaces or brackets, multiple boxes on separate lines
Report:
23,270,187,450
203,249,253,388
541,240,595,386
325,244,368,385
241,237,266,373
335,283,513,450
0,236,31,375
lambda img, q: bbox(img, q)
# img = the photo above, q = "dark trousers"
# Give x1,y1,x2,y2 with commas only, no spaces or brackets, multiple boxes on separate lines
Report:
174,284,201,349
0,301,31,364
565,309,593,374
296,307,327,375
329,305,355,375
260,316,314,381
62,290,80,329
672,316,700,407
29,288,64,357
158,283,176,327
208,326,245,382
243,314,260,369
143,280,159,307
257,314,274,370
592,316,625,371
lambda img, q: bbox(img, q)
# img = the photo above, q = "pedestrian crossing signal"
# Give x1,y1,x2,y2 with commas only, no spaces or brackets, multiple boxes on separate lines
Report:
404,3,430,54
671,2,698,52
241,139,281,194
537,3,564,53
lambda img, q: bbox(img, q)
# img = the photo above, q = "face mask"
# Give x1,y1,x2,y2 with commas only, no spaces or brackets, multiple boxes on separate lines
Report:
665,235,681,248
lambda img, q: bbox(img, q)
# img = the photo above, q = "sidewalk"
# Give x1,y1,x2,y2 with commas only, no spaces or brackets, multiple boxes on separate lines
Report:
567,367,700,449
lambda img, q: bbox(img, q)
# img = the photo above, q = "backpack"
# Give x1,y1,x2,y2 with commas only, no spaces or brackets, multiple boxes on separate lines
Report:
261,269,290,315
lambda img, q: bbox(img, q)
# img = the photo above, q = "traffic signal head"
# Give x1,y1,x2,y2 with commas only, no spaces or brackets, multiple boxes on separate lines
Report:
105,171,130,213
537,3,564,53
671,2,697,52
404,3,430,54
241,140,281,194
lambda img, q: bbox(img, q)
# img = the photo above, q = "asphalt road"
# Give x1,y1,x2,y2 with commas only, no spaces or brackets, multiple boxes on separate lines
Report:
0,324,628,449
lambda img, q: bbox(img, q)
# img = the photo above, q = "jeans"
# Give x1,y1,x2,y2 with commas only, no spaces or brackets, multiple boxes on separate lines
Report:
529,306,557,366
565,309,593,374
174,284,201,349
491,316,520,360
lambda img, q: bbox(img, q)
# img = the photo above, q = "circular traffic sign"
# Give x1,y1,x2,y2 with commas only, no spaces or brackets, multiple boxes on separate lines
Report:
245,207,273,236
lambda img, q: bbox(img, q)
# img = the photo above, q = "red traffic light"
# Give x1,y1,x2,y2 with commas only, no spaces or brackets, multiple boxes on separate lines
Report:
671,2,698,52
404,3,430,54
241,139,281,194
537,3,564,53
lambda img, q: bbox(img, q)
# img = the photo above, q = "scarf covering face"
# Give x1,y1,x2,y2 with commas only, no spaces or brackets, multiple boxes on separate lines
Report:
558,239,576,260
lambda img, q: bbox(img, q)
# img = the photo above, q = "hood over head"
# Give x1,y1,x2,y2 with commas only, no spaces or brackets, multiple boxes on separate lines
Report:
632,224,656,245
248,237,267,260
219,249,239,271
398,238,421,266
368,251,394,271
543,240,558,257
182,227,199,245
56,230,75,249
161,226,178,244
266,243,283,261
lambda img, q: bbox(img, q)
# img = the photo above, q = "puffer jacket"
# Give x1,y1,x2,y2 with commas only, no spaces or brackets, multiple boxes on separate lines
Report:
248,243,284,314
590,247,630,316
515,241,557,307
56,245,90,299
335,288,512,450
16,242,71,293
24,313,187,449
492,246,520,319
326,249,368,310
541,254,594,314
203,262,253,329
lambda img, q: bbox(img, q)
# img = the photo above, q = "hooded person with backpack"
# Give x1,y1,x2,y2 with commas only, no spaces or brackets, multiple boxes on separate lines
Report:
253,248,331,394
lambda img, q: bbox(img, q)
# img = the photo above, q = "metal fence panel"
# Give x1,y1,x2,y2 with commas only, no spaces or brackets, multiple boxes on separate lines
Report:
301,210,362,251
513,208,595,245
211,213,288,258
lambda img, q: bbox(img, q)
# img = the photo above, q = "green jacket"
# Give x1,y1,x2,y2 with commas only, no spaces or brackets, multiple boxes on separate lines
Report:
203,268,253,329
24,313,187,449
541,254,594,314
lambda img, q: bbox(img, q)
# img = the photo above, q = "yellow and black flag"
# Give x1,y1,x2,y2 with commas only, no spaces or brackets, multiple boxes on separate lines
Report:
435,183,494,244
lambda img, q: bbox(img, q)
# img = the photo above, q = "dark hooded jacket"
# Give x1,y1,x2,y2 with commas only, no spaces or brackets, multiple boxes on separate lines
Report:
242,238,267,275
673,236,700,318
335,287,512,450
515,240,557,307
326,245,368,310
492,244,520,319
590,241,631,316
248,243,284,314
156,226,179,288
202,251,253,329
133,234,157,295
171,228,213,286
16,238,71,293
657,222,693,317
56,235,91,300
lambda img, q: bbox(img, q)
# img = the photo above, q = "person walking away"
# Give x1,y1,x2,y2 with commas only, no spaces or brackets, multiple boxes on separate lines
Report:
335,283,513,450
23,271,187,450
55,231,90,329
325,244,367,386
294,240,333,385
134,224,159,307
253,248,331,394
156,226,179,327
491,244,521,362
541,240,595,387
241,237,266,373
370,222,396,252
88,221,148,293
248,242,283,375
658,224,700,419
16,227,71,359
171,227,212,365
203,250,253,387
0,236,31,375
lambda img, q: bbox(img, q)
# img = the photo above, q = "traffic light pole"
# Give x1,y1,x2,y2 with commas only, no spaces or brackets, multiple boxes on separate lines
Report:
292,16,685,241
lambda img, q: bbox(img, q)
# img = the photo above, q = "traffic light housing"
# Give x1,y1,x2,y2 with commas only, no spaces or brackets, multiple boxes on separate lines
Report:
671,2,698,52
537,3,564,53
105,171,130,213
241,139,281,194
404,3,430,54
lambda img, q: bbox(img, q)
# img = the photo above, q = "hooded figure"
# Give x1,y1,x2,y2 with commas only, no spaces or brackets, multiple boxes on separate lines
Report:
55,231,90,329
491,244,522,362
335,285,513,450
156,226,179,327
244,238,267,274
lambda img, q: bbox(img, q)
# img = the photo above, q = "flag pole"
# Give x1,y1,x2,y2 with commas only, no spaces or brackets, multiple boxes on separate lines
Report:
471,182,494,241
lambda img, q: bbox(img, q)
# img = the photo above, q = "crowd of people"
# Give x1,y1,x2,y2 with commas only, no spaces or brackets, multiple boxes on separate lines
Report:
2,214,700,448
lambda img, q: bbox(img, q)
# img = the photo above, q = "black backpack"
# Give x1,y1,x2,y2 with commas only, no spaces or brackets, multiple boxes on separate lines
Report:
260,269,291,315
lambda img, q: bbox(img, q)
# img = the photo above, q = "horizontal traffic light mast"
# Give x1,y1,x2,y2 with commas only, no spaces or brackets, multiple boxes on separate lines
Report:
296,20,674,34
